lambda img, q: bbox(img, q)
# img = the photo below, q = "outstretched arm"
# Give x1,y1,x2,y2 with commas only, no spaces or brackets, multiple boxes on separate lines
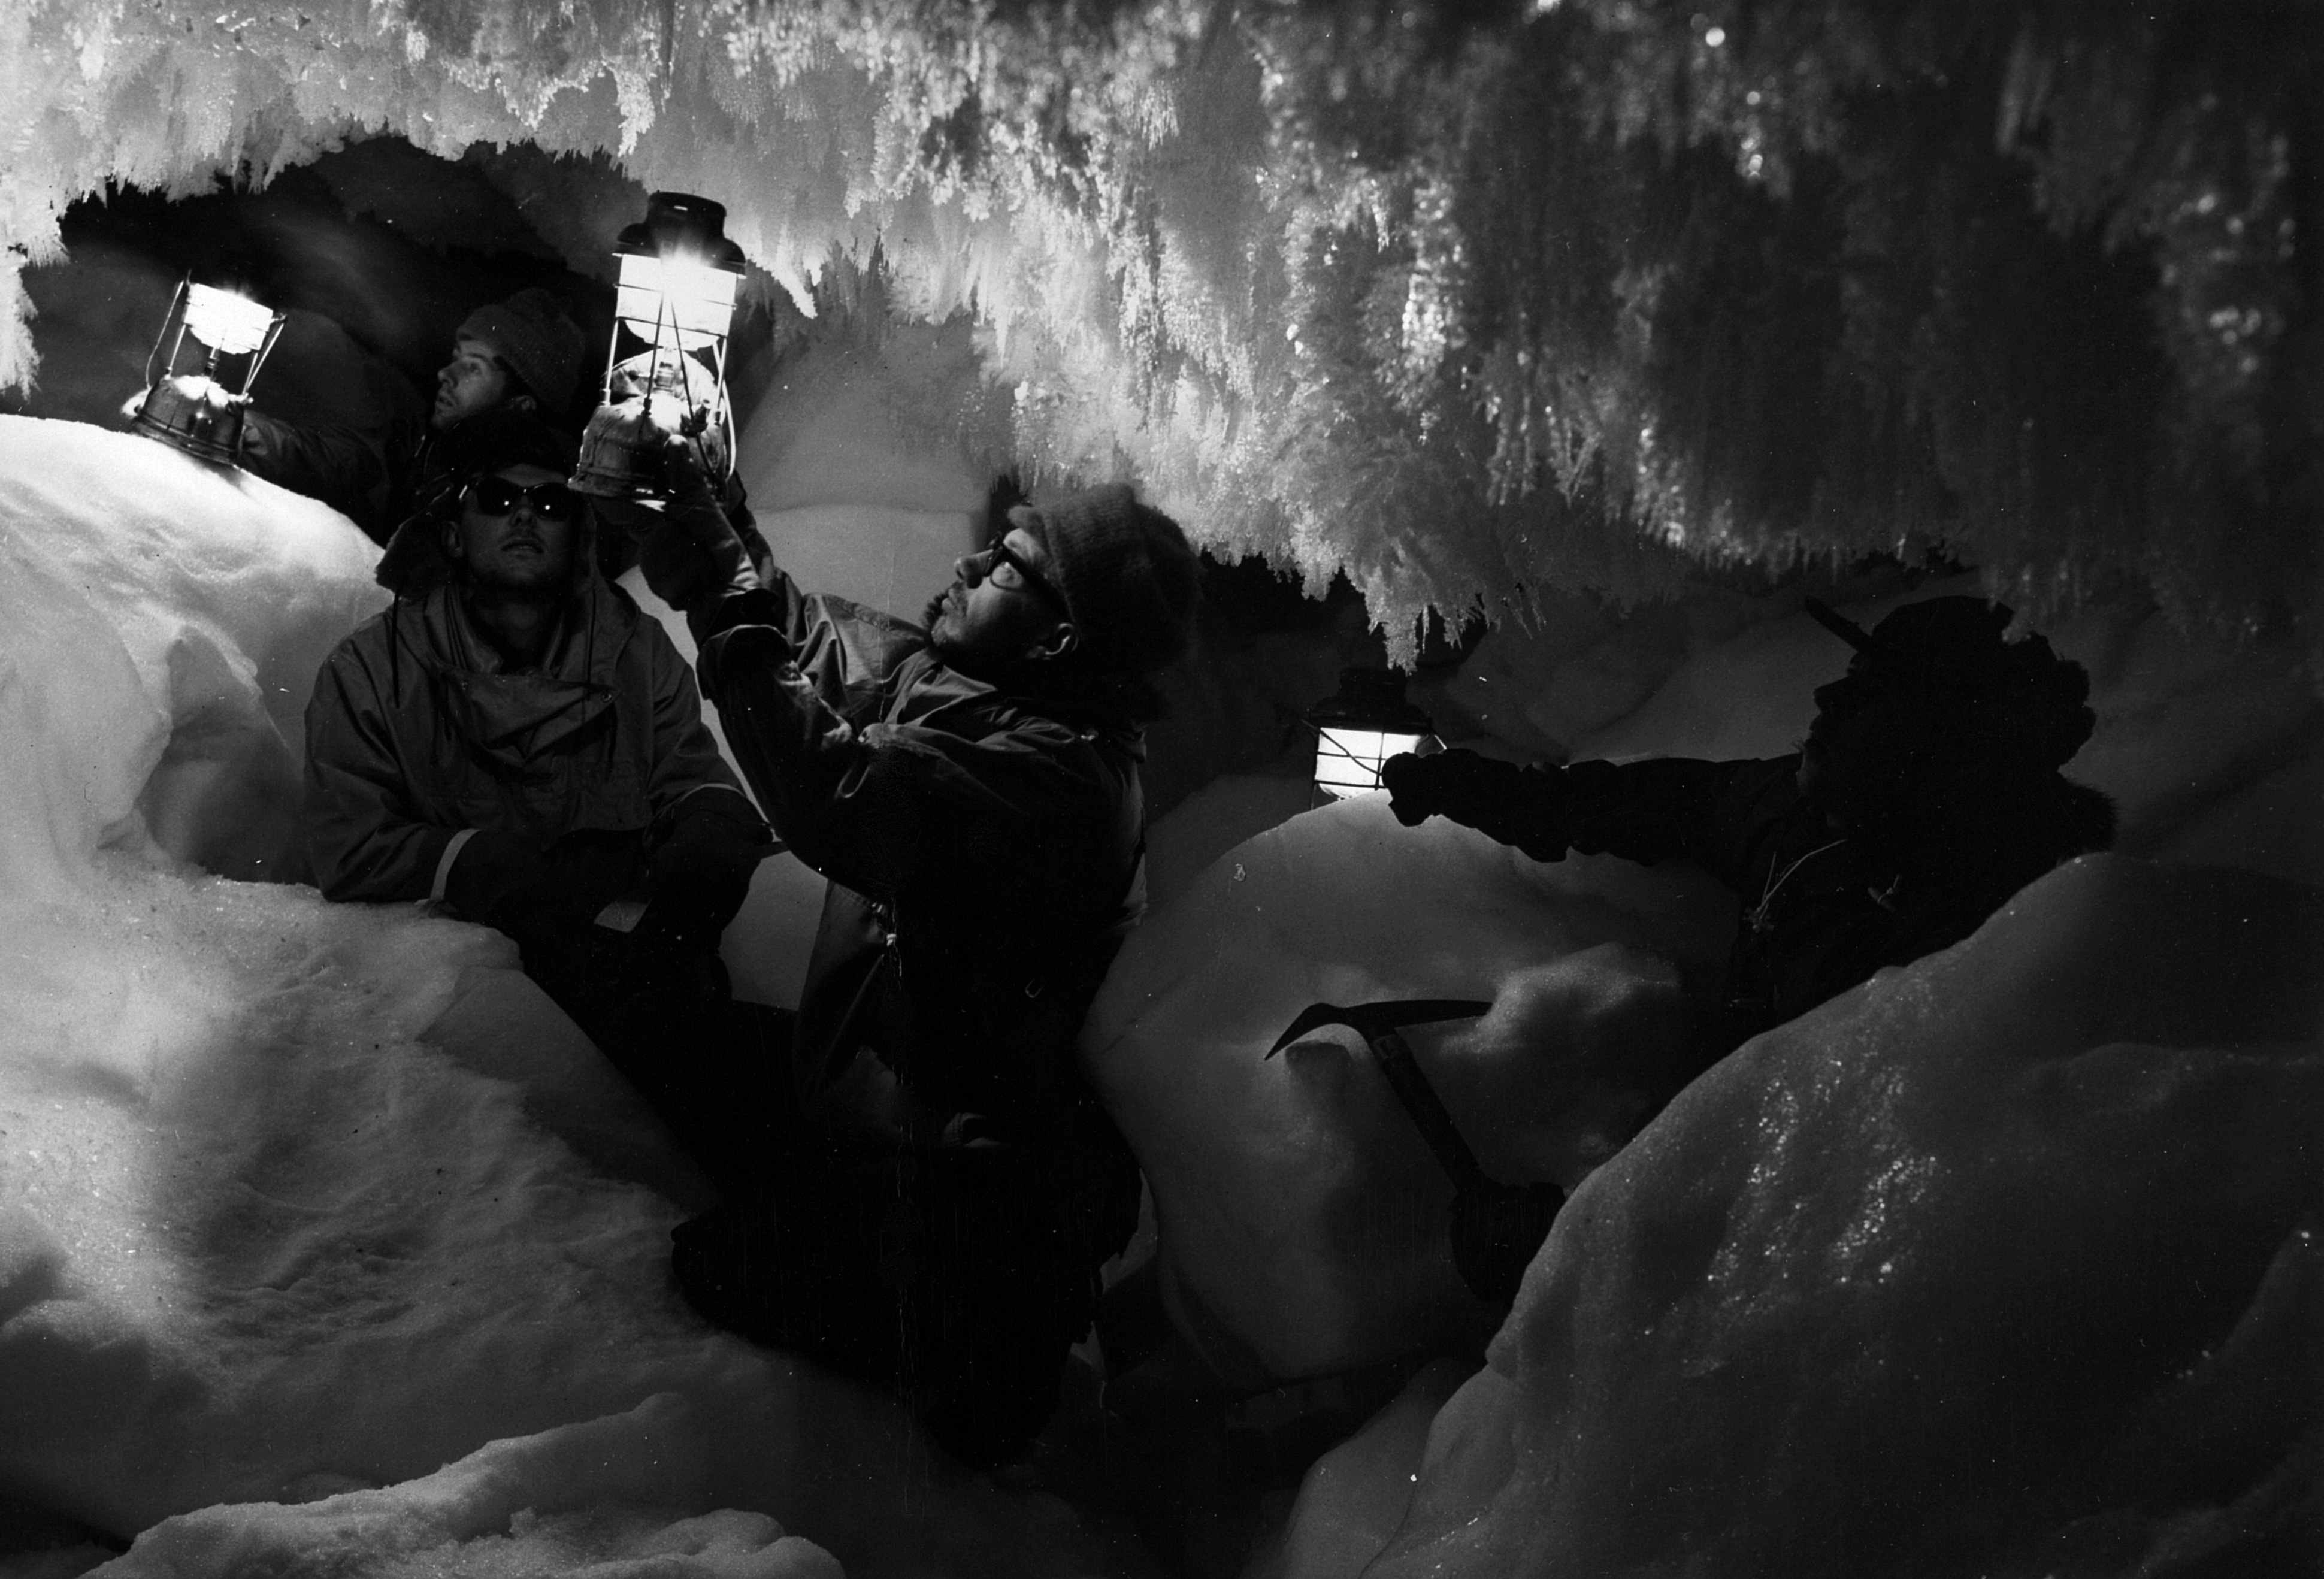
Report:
1385,748,1786,887
240,410,396,527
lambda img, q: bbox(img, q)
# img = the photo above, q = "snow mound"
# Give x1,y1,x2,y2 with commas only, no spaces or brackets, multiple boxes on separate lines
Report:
1354,855,2324,1577
1081,794,1738,1383
0,416,386,888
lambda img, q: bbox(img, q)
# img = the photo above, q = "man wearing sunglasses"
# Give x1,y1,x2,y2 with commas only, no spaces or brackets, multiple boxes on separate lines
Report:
634,447,1199,1469
1382,596,2115,1081
301,416,770,1080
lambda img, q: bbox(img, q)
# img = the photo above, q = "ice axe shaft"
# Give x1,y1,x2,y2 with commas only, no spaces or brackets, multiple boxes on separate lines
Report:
1269,999,1493,1193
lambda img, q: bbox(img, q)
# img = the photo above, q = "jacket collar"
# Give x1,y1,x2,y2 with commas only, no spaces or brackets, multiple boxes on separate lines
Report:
392,577,640,760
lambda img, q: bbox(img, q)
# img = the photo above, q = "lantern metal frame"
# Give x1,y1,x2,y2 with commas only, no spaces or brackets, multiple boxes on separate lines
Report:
571,192,749,501
1306,666,1441,802
128,280,286,466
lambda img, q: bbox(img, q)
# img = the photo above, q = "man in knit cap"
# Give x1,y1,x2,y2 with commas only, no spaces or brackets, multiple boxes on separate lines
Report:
636,446,1200,1469
235,286,588,544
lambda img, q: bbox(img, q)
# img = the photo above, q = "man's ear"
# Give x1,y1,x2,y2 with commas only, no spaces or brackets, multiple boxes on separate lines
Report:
1025,621,1081,663
440,515,466,565
504,392,539,415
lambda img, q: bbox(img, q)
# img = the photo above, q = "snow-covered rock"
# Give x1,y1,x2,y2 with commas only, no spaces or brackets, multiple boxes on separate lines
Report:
1352,855,2323,1577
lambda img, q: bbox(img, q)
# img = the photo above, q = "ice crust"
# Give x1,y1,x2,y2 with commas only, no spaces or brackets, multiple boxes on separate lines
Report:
0,420,1148,1577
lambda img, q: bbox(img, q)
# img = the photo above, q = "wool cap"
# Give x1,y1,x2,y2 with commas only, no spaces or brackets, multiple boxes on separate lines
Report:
1021,485,1200,676
457,288,586,417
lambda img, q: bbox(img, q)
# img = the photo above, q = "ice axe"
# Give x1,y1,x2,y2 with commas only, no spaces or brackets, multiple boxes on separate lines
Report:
1268,999,1565,1305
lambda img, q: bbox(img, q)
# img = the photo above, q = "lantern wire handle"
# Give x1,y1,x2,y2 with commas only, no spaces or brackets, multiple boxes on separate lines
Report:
144,278,192,392
247,310,286,389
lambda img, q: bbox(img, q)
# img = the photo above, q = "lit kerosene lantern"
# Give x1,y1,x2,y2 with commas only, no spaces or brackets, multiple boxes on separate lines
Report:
128,282,286,465
1307,667,1441,801
570,192,748,499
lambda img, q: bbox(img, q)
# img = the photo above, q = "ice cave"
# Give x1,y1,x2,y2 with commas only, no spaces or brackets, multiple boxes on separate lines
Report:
1,1,2319,1575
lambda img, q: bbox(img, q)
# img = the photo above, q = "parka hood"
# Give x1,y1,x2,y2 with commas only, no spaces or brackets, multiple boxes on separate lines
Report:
382,577,643,772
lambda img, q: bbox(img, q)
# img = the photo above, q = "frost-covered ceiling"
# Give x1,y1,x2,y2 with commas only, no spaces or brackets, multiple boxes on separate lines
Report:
5,0,2316,662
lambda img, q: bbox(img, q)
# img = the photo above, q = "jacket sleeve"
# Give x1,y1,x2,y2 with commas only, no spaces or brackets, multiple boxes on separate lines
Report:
301,637,461,903
1562,756,1799,890
692,603,1065,903
240,410,396,526
637,617,758,821
682,563,831,659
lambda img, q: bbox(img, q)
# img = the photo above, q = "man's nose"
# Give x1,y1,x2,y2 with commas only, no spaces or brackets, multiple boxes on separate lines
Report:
953,550,988,585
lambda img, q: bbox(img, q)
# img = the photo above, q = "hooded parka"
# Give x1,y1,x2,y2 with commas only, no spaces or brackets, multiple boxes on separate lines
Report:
668,565,1151,1465
304,572,749,909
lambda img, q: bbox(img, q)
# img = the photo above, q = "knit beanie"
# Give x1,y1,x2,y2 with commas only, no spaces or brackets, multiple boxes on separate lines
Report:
1022,485,1200,676
458,288,586,417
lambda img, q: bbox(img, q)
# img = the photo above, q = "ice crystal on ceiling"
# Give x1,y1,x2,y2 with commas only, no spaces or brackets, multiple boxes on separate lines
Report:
5,0,2316,663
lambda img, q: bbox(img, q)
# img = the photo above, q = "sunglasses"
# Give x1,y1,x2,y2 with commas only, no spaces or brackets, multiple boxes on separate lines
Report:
466,477,582,522
981,535,1068,615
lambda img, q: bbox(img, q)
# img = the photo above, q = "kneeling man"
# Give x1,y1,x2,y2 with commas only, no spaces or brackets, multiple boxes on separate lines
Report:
301,413,769,1072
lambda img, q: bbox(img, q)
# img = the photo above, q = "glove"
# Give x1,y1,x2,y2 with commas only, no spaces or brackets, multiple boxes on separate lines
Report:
638,437,761,613
443,828,568,930
1381,748,1575,862
644,791,773,943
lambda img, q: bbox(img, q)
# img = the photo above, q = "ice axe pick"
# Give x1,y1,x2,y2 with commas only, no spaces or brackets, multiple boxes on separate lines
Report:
1268,999,1565,1305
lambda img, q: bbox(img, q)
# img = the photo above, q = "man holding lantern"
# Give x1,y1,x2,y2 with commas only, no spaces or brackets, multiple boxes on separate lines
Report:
636,441,1200,1469
233,286,589,545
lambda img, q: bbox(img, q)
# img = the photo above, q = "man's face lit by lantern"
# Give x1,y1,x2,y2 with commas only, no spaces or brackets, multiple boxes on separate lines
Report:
922,506,1078,668
434,335,527,431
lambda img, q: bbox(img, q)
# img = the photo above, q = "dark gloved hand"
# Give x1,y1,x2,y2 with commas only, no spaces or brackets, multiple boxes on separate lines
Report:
639,437,761,613
1381,748,1575,862
644,790,773,945
441,828,558,927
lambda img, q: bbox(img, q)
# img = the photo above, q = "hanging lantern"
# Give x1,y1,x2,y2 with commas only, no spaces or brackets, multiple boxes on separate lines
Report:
571,192,748,500
1307,667,1440,800
128,281,286,465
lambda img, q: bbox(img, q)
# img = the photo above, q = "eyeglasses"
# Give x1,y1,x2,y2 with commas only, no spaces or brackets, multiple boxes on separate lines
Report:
981,535,1068,615
466,477,582,522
